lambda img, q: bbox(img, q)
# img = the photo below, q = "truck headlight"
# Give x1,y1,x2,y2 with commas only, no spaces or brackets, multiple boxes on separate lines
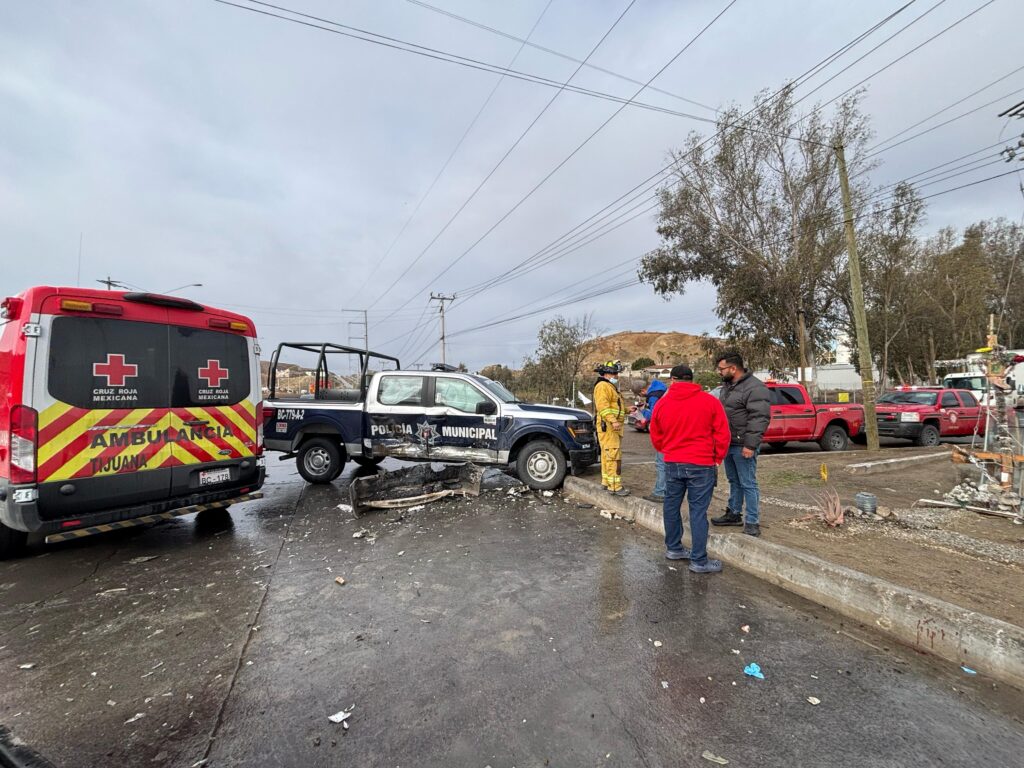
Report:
566,420,594,439
899,412,921,423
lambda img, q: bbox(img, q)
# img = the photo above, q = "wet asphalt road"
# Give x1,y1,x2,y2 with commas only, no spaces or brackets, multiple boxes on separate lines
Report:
1,464,1022,767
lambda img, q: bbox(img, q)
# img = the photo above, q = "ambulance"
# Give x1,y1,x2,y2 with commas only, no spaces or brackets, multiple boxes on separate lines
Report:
0,287,265,558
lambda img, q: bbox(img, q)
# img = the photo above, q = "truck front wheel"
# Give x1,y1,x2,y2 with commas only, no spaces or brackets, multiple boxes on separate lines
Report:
819,424,849,452
915,423,940,447
297,438,345,483
516,441,567,491
0,523,28,560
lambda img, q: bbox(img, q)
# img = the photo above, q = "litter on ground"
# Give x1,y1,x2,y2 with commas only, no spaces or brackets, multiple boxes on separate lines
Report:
128,556,160,565
661,681,669,689
961,665,977,675
702,750,729,764
18,663,35,670
653,640,663,648
807,696,821,705
334,577,346,586
740,625,750,633
352,530,368,539
743,663,765,680
124,713,145,725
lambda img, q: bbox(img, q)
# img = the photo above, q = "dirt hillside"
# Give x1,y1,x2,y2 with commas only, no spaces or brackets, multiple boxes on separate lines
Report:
585,331,716,370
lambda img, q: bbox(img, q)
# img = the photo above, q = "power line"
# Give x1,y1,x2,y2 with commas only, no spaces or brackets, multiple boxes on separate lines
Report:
214,0,730,125
367,0,641,311
391,0,739,308
350,0,556,300
868,63,1024,153
442,2,928,306
400,0,720,114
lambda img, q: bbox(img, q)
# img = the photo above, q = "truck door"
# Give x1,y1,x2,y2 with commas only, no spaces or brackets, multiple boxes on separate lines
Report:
168,324,257,496
427,376,502,463
364,373,429,460
777,385,816,440
952,390,982,436
938,390,963,436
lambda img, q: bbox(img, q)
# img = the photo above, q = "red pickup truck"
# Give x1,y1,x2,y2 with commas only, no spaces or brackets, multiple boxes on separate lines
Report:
875,387,985,446
762,382,866,452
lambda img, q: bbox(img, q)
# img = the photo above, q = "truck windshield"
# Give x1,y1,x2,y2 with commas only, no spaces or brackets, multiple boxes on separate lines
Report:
944,376,985,392
878,392,938,406
472,375,519,403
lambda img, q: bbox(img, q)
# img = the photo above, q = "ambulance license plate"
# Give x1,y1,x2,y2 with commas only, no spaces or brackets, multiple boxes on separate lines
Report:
199,468,231,486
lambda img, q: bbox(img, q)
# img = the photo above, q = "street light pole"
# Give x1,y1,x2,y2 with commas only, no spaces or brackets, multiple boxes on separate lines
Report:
835,142,879,451
161,283,203,294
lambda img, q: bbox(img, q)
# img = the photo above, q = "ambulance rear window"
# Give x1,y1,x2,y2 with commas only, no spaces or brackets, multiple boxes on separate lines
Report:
171,326,250,407
49,317,170,409
48,317,250,409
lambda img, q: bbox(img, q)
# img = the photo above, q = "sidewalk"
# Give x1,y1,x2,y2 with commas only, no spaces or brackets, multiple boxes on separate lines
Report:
613,429,1024,627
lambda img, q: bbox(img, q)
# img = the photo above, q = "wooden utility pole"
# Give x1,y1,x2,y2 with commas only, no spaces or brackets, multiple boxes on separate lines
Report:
836,143,880,451
797,308,809,391
430,293,455,365
928,329,937,385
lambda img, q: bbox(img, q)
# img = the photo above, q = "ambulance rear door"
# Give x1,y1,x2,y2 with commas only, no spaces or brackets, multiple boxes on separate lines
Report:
34,309,175,517
167,322,258,496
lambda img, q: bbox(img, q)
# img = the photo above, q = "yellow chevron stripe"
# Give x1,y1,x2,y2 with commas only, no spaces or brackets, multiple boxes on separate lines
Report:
46,411,171,481
184,407,250,457
217,405,256,442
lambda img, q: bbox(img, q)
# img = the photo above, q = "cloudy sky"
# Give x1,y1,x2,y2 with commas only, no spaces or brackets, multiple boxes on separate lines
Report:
2,0,1022,370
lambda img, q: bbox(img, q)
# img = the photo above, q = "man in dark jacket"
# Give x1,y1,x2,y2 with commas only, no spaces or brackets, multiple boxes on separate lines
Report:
650,365,731,573
712,352,770,537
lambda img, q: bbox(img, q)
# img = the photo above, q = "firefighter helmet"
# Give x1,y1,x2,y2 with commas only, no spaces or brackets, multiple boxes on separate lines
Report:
594,360,622,375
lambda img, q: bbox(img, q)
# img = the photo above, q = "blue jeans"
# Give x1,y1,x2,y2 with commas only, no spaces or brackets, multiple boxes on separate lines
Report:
663,463,717,564
723,445,760,524
654,452,666,496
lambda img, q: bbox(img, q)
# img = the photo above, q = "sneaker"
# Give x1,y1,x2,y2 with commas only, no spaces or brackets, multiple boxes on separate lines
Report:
643,494,664,503
609,488,630,497
743,522,761,537
711,510,743,527
665,548,691,560
688,559,723,573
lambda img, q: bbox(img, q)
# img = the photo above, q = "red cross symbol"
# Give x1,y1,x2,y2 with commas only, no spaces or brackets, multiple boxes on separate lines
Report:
198,359,230,387
93,354,138,387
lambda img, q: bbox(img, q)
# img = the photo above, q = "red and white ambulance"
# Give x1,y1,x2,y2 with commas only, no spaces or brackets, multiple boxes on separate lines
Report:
0,286,265,557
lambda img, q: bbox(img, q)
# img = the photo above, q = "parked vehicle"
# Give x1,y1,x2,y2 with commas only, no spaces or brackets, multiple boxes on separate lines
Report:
262,343,597,490
0,287,265,558
761,382,866,452
875,387,985,446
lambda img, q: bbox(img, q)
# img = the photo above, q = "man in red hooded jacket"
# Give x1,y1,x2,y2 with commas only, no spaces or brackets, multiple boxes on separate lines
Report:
649,365,731,573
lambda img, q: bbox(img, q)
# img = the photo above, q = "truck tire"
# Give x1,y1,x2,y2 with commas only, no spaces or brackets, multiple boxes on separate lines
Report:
352,456,385,468
516,440,567,491
0,523,28,560
851,433,868,445
915,423,940,447
297,438,345,483
818,424,849,452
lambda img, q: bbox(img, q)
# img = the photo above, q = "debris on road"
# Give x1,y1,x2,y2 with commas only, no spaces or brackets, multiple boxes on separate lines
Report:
699,697,706,704
128,555,160,565
336,503,354,514
740,625,750,634
407,505,425,513
397,551,405,557
731,649,740,655
807,696,821,705
141,661,164,678
600,510,613,519
98,588,128,596
701,750,729,764
18,663,35,670
653,640,663,648
350,463,483,512
334,577,346,586
542,490,554,497
661,681,669,689
124,713,145,725
352,530,369,539
743,663,765,680
960,665,978,675
328,706,355,729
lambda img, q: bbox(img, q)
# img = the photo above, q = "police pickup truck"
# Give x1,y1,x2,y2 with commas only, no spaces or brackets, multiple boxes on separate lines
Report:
262,343,597,490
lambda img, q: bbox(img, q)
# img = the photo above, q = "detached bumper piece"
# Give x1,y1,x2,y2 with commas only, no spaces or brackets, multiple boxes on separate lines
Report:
349,463,483,513
44,492,264,544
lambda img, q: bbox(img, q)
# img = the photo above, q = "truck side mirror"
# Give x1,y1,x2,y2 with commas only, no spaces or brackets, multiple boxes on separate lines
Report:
476,401,497,415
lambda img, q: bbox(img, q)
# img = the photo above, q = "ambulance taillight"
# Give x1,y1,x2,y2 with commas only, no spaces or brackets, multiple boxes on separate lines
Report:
256,402,265,456
9,405,37,484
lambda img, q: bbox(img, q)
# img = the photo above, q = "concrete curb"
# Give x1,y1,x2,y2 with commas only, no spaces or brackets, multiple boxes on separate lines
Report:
845,451,949,475
564,476,1024,690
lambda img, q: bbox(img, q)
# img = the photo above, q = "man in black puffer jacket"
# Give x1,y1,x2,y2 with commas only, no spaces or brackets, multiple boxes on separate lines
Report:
711,352,770,537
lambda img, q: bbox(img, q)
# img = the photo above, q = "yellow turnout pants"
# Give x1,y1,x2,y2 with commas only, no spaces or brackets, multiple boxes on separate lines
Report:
597,426,623,491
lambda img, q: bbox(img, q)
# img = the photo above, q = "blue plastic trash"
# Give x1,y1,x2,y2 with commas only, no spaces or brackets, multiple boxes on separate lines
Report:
960,665,977,675
743,663,765,680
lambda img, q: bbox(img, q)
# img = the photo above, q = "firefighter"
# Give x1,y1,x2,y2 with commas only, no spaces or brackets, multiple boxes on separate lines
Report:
594,361,629,496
